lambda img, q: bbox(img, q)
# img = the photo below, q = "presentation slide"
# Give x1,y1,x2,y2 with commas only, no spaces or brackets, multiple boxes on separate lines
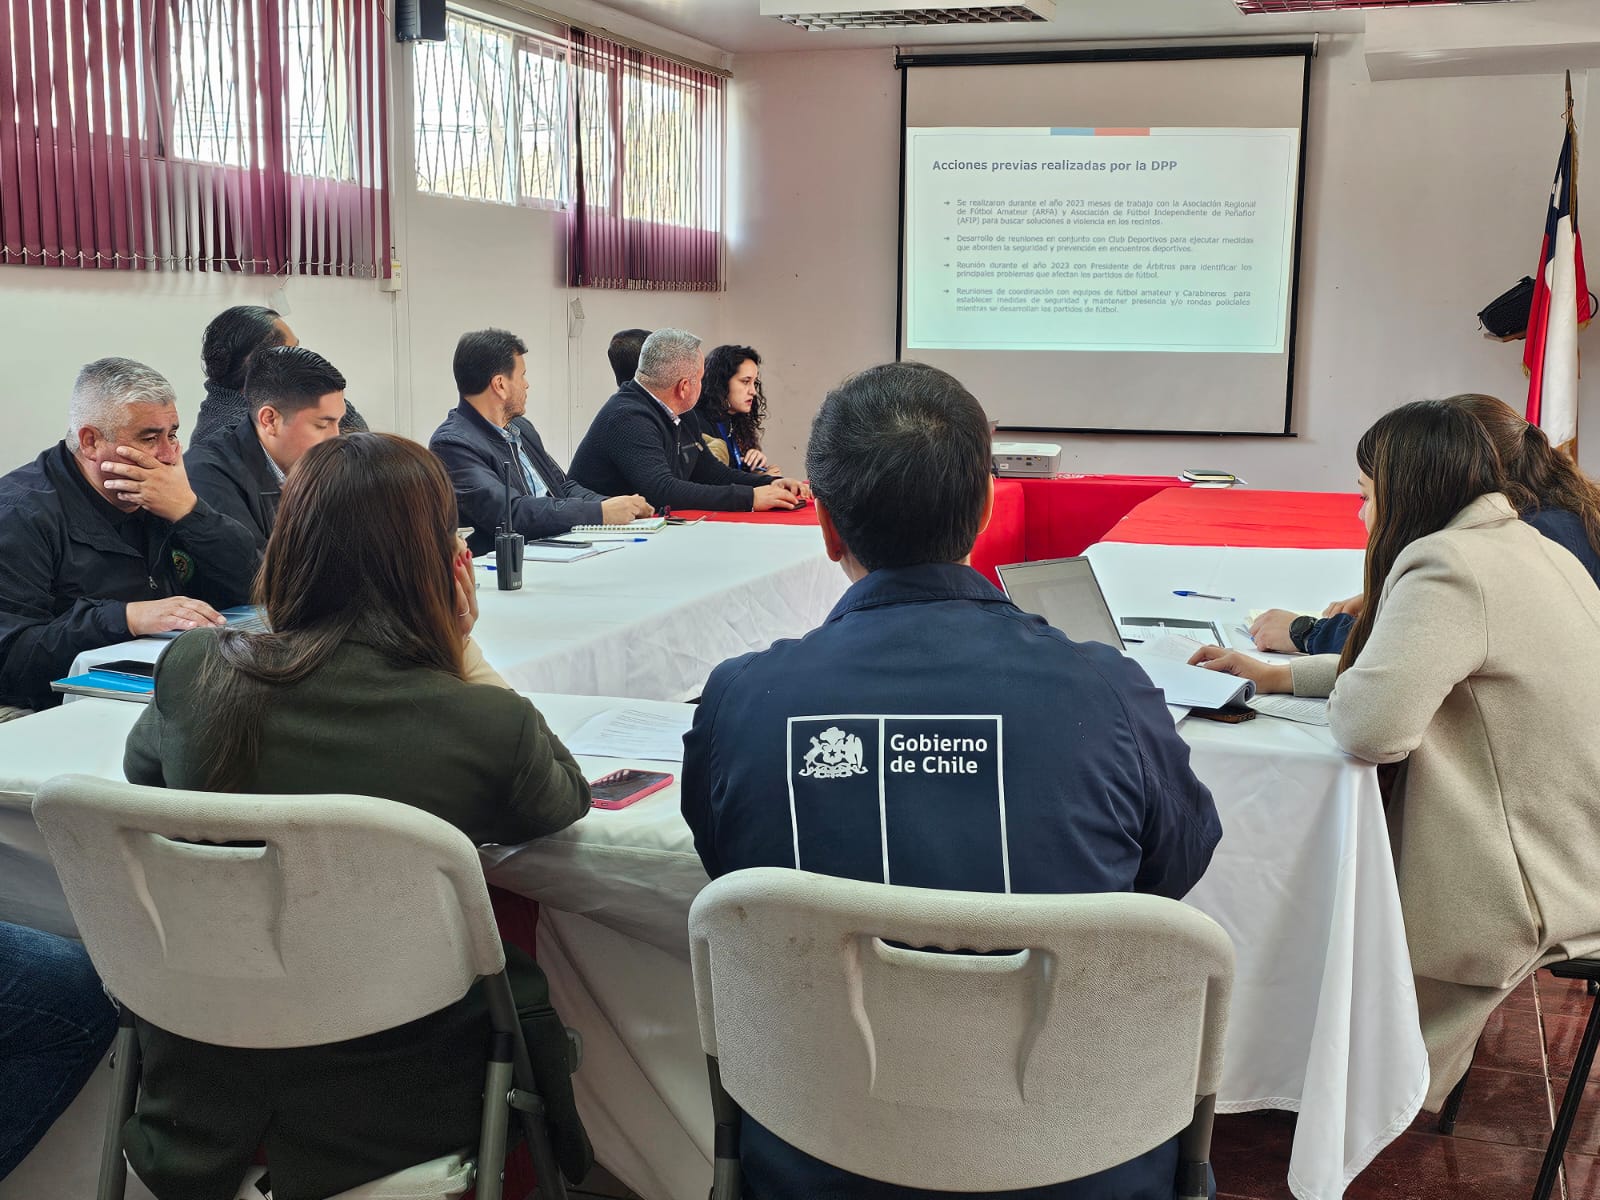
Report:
896,51,1310,434
905,127,1300,355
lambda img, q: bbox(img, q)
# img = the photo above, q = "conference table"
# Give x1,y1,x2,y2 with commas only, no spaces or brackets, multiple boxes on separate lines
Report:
66,521,849,701
4,487,1429,1200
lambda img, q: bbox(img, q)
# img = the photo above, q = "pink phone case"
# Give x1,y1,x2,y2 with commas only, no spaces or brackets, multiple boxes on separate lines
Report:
589,770,674,810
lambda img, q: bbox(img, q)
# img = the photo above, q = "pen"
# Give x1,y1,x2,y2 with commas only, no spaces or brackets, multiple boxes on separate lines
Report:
533,538,591,548
1173,590,1236,602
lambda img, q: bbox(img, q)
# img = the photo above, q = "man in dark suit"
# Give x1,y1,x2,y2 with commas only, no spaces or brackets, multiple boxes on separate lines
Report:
184,346,348,555
569,329,806,513
0,358,255,715
430,329,653,556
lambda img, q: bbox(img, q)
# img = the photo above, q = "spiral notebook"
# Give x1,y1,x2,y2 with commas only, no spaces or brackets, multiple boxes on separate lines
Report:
567,517,668,535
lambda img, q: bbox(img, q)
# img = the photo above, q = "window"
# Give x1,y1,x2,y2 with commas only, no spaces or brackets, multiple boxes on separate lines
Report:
414,12,569,207
413,9,726,290
0,0,389,275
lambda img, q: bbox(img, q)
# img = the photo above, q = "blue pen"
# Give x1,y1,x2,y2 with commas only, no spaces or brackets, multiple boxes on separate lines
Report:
1173,589,1236,602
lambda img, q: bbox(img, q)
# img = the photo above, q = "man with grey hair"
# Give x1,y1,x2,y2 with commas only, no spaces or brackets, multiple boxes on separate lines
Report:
0,357,256,715
569,328,806,512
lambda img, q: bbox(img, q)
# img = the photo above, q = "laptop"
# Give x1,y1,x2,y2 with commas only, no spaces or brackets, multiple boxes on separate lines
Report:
995,557,1124,650
148,605,270,640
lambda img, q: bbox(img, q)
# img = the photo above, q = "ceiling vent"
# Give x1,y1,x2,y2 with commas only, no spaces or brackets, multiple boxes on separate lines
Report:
1236,0,1528,12
762,0,1052,32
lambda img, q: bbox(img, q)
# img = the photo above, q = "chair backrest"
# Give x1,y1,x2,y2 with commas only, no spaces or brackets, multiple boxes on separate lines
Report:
688,868,1234,1192
32,773,505,1048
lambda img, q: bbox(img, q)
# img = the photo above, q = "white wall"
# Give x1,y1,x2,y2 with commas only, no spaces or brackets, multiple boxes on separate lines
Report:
724,42,1600,489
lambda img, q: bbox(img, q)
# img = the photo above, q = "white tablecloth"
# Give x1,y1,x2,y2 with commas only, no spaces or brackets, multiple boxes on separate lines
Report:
2,537,1430,1200
67,522,847,702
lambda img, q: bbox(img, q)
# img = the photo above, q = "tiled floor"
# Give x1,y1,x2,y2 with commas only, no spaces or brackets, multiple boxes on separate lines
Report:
1214,972,1599,1199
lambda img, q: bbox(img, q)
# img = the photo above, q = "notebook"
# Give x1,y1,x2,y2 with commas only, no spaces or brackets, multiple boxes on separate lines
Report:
50,670,155,703
148,606,269,640
566,516,668,535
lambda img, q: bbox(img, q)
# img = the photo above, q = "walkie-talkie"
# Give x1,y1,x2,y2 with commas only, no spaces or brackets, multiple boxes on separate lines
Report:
495,461,524,590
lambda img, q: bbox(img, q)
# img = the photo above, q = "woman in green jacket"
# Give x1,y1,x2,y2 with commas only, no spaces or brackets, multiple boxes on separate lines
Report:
123,433,592,1200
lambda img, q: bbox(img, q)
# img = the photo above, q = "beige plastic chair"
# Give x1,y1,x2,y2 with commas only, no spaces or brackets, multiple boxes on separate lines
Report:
688,868,1234,1200
31,773,573,1200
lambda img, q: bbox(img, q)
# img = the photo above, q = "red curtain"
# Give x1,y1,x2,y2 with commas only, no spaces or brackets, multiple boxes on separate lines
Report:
566,30,723,292
0,0,389,276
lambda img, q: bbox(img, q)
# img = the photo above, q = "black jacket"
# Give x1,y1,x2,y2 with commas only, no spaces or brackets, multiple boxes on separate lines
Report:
183,415,280,555
192,381,368,447
568,381,774,512
0,443,258,711
428,401,606,556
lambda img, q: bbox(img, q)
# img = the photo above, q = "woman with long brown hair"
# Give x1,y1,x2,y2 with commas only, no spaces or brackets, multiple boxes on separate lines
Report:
121,433,592,1198
1250,393,1600,655
1193,400,1600,1111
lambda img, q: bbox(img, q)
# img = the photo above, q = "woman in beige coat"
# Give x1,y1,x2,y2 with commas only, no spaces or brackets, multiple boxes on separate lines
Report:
1194,400,1600,1108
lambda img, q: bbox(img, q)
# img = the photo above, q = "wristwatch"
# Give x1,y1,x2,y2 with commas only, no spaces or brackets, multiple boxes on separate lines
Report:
1289,614,1317,653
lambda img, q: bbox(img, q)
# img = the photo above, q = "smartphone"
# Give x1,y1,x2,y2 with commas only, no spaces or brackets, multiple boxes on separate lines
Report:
96,659,156,681
588,768,674,810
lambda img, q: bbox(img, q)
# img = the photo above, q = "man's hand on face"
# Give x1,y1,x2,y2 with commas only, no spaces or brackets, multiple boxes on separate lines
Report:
125,596,226,638
601,494,655,524
100,445,198,522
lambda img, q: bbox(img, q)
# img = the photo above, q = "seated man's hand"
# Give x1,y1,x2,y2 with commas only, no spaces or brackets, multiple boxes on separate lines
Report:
101,446,198,522
126,597,226,638
1248,608,1303,653
770,478,808,503
1187,645,1293,694
752,483,802,512
600,494,654,524
1323,592,1365,619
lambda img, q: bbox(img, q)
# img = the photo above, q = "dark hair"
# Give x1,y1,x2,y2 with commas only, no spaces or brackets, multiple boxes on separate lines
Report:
242,346,347,419
607,328,650,387
1339,400,1504,673
1445,393,1600,564
453,329,527,398
696,345,766,452
805,362,991,572
202,306,289,391
197,434,466,791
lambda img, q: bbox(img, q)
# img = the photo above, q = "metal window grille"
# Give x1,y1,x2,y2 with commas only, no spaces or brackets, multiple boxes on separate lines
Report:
414,11,569,208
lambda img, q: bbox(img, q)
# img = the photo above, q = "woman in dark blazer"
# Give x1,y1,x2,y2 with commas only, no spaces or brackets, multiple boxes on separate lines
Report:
123,433,591,1200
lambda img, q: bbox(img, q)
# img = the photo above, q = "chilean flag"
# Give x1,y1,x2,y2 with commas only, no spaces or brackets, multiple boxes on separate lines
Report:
1524,108,1592,454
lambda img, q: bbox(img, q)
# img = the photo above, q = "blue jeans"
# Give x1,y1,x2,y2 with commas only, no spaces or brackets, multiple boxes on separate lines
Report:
0,922,118,1179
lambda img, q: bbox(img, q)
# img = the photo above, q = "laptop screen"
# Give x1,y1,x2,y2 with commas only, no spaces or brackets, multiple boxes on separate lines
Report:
995,557,1124,650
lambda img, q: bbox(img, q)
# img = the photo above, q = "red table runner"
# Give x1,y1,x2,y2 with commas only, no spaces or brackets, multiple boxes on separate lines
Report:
1016,475,1190,559
1106,487,1367,550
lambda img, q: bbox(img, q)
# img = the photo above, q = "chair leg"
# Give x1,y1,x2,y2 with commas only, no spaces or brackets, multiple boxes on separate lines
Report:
1177,1094,1216,1200
1531,989,1600,1200
96,1007,140,1200
483,972,568,1200
1437,1064,1472,1136
706,1057,742,1200
475,1033,517,1200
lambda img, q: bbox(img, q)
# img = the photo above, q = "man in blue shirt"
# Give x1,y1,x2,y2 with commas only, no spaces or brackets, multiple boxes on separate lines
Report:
681,361,1222,1200
430,329,653,556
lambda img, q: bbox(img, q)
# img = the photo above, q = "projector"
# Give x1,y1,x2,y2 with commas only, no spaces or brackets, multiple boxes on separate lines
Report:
761,0,1052,30
992,441,1061,479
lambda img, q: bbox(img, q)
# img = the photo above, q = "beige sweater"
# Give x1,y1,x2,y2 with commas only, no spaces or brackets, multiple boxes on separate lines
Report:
1292,493,1600,1107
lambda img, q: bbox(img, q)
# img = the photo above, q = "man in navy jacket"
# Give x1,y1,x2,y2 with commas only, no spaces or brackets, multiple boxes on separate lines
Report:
0,358,255,715
681,362,1222,1200
184,345,348,556
430,329,653,556
569,328,806,513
